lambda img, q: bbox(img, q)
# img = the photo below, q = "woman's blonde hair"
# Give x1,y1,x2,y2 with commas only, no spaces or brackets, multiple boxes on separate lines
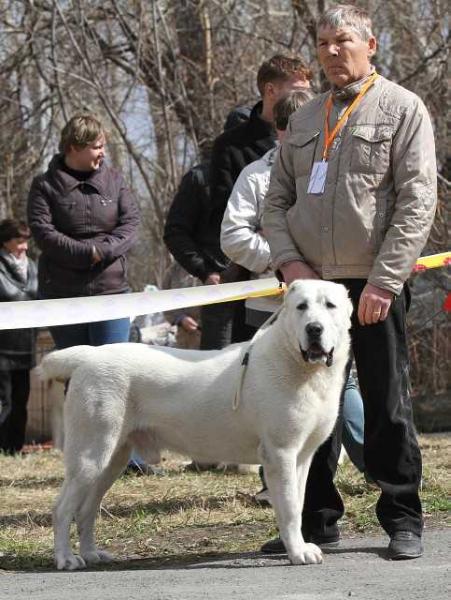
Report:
59,113,105,154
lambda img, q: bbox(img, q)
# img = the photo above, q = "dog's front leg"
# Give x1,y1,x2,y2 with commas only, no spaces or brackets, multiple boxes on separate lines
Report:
262,446,322,565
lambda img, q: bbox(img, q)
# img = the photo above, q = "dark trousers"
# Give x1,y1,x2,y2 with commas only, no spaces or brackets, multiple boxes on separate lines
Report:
200,301,254,350
50,318,130,349
303,279,423,537
200,302,233,350
0,369,31,454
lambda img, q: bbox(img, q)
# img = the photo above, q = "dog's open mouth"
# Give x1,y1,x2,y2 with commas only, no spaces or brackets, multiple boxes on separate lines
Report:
301,343,334,367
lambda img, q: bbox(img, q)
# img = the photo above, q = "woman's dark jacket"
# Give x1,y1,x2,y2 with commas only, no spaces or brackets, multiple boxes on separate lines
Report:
27,155,139,298
0,251,38,369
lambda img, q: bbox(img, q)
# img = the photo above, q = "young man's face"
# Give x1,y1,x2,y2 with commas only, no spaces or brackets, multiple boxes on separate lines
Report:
265,75,310,105
317,26,376,88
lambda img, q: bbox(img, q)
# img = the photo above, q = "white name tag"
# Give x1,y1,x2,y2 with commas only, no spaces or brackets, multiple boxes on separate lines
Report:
307,161,328,195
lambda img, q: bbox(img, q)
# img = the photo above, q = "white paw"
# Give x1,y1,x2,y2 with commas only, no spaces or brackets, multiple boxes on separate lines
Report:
55,552,87,571
81,549,114,564
289,543,323,565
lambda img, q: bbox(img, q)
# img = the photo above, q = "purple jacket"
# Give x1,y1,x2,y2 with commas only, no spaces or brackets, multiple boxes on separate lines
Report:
27,155,140,298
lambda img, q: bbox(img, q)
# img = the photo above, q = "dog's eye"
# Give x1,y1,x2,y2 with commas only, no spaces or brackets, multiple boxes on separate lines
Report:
326,301,336,309
297,302,308,311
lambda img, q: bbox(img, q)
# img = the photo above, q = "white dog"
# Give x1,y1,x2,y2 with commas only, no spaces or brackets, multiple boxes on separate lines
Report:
41,280,352,570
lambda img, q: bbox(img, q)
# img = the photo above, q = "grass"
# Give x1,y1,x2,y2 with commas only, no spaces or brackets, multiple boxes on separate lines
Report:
0,435,449,571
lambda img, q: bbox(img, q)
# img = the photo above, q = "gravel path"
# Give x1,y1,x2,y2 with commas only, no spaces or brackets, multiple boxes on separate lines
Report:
1,528,449,600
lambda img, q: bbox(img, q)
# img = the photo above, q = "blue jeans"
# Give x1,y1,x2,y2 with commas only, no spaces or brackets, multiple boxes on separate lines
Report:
342,374,365,472
50,318,130,349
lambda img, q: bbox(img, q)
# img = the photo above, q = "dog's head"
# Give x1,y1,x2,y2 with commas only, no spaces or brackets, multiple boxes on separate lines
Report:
282,280,353,367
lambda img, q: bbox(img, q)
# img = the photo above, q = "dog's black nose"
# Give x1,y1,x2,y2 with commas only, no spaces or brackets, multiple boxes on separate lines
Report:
306,322,323,338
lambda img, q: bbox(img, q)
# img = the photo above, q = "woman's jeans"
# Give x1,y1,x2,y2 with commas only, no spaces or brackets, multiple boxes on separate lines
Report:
342,374,365,472
50,318,131,349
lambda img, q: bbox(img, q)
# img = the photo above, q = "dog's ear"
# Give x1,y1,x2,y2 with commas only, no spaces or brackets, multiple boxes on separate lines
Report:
286,279,303,295
345,292,354,319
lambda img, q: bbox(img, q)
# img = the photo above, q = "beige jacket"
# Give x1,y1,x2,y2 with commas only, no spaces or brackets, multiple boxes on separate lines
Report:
263,75,437,295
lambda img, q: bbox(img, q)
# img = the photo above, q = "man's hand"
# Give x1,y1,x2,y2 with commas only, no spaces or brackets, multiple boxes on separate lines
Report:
357,283,394,326
280,260,319,286
179,316,199,332
204,273,221,285
204,272,221,285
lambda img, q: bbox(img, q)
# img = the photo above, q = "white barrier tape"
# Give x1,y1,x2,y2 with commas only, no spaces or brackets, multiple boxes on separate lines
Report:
0,278,282,330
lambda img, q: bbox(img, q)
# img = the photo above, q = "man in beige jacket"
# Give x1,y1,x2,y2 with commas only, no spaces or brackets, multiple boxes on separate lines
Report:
262,4,436,560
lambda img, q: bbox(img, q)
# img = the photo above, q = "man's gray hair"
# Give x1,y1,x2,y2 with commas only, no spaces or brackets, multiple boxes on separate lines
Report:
317,4,374,41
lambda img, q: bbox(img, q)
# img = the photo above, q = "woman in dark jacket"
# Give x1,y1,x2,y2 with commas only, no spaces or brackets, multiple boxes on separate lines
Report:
27,113,139,348
0,219,38,454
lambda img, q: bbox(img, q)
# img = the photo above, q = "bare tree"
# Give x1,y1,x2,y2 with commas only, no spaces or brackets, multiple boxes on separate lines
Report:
0,0,448,398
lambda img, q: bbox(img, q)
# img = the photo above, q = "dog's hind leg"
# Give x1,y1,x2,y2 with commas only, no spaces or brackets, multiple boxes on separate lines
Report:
53,478,92,570
76,442,132,565
54,424,129,570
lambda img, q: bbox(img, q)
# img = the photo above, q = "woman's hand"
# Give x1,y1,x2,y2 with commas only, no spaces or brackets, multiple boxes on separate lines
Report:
92,245,102,264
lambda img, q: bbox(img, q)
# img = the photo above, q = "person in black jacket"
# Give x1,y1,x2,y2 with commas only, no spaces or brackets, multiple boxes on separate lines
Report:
208,55,312,346
164,107,251,349
0,219,38,454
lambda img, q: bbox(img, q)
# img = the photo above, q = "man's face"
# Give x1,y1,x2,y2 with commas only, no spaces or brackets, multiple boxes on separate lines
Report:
68,135,106,171
266,75,310,104
317,26,376,88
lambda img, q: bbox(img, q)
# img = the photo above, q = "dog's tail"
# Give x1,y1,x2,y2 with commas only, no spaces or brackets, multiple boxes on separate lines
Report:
40,345,97,382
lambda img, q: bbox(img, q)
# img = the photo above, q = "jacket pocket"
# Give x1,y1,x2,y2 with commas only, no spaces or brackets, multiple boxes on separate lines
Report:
55,199,75,212
350,125,393,174
95,194,119,229
287,130,320,177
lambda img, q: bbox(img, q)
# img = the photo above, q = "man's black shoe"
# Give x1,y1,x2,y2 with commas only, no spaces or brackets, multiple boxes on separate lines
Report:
260,531,340,554
387,531,423,560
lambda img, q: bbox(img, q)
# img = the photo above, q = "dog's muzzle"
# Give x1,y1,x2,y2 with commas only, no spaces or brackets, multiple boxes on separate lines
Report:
301,342,334,367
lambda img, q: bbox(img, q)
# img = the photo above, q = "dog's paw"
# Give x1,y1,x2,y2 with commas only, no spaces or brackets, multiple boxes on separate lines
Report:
55,552,86,571
81,549,114,565
289,543,323,565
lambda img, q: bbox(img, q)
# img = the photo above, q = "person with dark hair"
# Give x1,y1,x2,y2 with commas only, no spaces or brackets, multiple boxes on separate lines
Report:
164,106,251,350
221,90,315,328
207,55,313,348
0,219,38,454
27,113,139,348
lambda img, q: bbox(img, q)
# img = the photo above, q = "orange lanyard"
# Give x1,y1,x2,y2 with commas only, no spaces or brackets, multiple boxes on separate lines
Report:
322,72,379,161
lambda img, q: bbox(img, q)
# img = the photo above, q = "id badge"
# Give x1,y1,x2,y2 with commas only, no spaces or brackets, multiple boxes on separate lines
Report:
307,161,328,195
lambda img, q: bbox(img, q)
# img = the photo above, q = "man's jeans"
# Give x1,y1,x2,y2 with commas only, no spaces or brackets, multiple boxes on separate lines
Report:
303,279,423,538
